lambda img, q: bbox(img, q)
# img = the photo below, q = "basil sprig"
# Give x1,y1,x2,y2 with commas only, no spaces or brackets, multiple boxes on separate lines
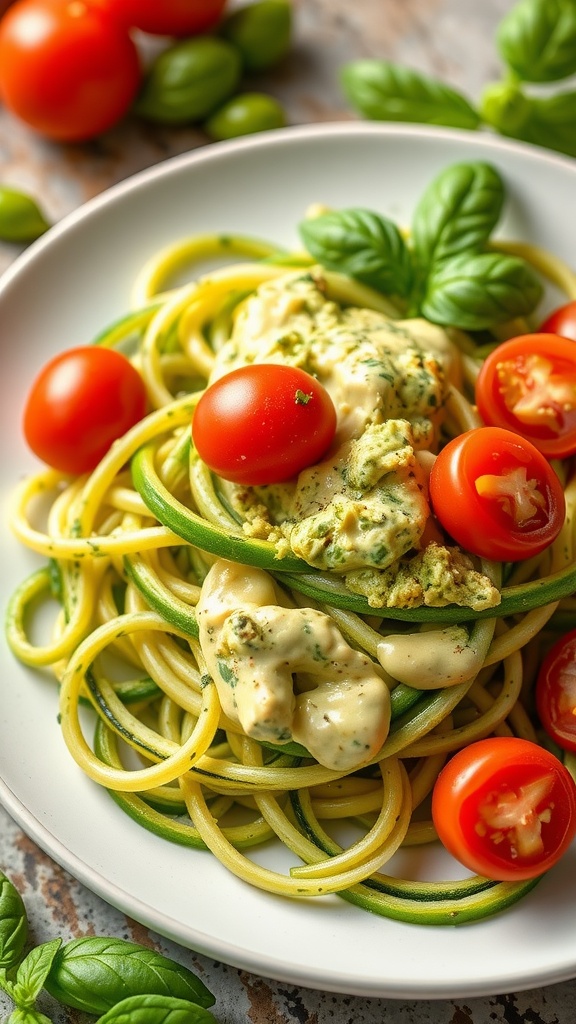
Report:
341,0,576,160
298,160,542,332
340,61,480,130
0,871,219,1024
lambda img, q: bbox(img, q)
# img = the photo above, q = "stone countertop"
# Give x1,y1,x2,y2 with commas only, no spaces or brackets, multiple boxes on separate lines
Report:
2,1,576,1021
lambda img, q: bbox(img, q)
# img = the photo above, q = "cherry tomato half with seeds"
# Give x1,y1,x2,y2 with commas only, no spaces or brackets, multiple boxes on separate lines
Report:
475,333,576,459
428,426,565,562
432,736,576,881
536,630,576,754
192,364,337,486
0,0,141,141
101,0,228,37
539,300,576,342
23,346,148,475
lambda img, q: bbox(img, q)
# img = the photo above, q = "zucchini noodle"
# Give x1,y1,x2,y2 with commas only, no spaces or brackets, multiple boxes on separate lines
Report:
6,223,576,929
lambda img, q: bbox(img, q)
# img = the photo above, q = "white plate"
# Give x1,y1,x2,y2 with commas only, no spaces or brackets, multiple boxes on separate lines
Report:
2,123,576,1000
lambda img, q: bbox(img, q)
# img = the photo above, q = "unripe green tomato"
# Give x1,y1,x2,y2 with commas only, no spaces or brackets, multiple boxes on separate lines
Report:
135,36,242,124
220,0,292,71
205,92,286,139
0,186,50,242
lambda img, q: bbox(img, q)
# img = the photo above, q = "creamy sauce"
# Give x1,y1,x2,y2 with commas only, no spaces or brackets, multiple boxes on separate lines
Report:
197,559,391,771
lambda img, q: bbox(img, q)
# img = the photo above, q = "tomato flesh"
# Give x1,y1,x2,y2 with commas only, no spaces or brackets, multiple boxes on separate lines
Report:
432,737,576,881
428,425,566,562
23,346,148,475
536,630,576,754
192,364,337,486
0,0,141,141
476,334,576,458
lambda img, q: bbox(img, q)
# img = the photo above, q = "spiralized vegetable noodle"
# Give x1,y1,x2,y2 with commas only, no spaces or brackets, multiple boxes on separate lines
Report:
6,219,576,927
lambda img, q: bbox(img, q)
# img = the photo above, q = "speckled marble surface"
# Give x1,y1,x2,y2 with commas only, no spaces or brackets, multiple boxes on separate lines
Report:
3,1,576,1021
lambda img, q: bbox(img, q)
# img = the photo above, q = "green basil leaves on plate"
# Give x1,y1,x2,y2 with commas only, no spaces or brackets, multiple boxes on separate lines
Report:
298,160,542,332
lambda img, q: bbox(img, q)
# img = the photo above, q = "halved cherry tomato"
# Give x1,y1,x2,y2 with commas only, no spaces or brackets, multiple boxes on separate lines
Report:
0,0,141,141
432,736,576,881
101,0,228,37
475,334,576,459
23,346,147,475
540,300,576,342
428,425,565,562
192,364,337,486
536,630,576,754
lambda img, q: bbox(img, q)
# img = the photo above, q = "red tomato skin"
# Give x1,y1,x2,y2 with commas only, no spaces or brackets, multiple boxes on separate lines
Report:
0,0,141,141
540,300,576,342
23,346,147,474
428,426,566,562
100,0,227,36
192,364,337,486
475,333,576,459
432,737,576,881
536,630,576,754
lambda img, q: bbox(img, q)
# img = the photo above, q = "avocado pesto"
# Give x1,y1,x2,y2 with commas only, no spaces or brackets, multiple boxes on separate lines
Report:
214,269,499,609
8,158,576,926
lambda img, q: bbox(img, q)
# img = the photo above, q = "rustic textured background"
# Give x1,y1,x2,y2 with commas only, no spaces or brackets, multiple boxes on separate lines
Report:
3,1,576,1021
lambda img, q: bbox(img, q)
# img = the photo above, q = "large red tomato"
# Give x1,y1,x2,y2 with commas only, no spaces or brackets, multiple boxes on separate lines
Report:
102,0,228,36
0,0,141,141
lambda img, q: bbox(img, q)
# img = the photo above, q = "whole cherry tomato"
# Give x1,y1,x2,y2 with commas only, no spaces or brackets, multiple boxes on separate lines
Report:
536,630,576,754
23,346,148,474
432,736,576,881
102,0,228,37
192,364,337,486
539,300,576,342
428,425,566,562
475,334,576,459
0,0,141,141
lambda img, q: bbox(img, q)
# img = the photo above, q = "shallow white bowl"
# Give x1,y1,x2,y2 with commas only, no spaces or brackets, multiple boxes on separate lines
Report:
1,122,576,1000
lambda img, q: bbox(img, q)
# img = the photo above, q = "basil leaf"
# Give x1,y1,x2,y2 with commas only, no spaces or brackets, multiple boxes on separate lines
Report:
411,162,505,274
44,937,214,1015
95,993,220,1024
482,82,576,159
12,939,61,1008
497,0,576,82
421,251,543,330
299,208,413,296
8,1009,52,1024
341,60,480,129
0,873,28,971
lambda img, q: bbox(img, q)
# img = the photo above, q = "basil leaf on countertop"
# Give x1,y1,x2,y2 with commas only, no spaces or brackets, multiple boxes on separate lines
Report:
11,939,62,1008
95,993,221,1024
496,0,576,82
411,161,505,273
44,937,215,1015
7,1008,53,1024
299,208,413,297
341,60,481,129
481,82,576,159
421,251,544,330
0,872,29,972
